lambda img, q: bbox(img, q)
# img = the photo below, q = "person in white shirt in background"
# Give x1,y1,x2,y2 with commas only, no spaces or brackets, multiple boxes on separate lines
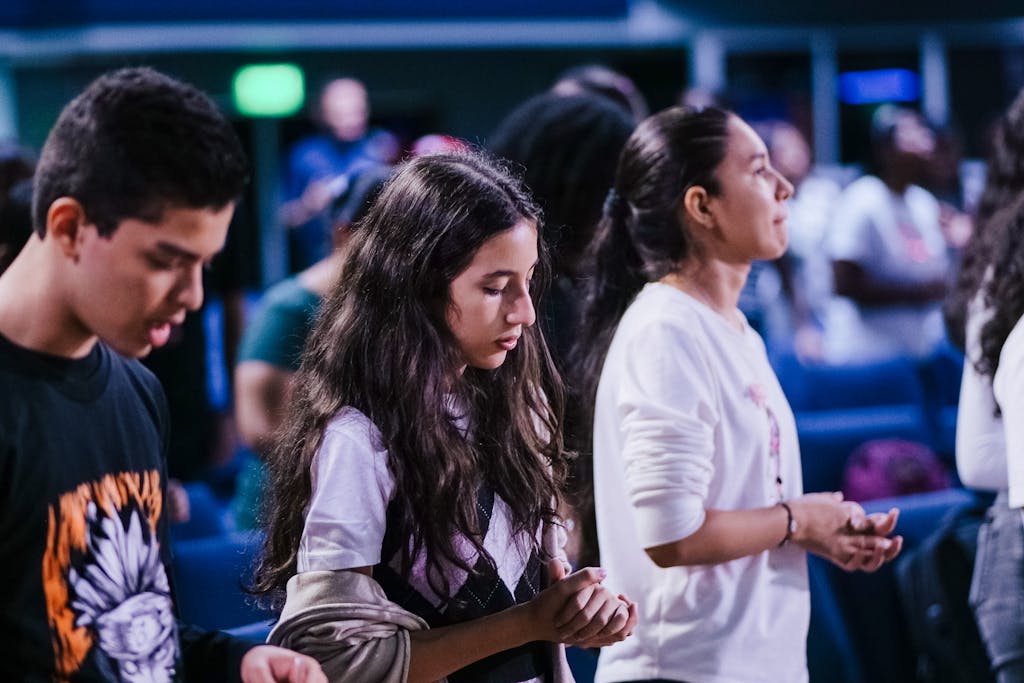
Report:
949,86,1024,683
570,106,904,683
824,105,950,365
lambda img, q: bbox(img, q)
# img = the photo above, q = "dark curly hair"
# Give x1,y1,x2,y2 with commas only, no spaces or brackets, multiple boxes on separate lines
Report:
975,196,1024,382
944,88,1024,353
253,150,569,604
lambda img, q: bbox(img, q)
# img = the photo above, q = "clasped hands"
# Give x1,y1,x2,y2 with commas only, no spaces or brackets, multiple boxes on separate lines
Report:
526,559,638,648
787,491,904,573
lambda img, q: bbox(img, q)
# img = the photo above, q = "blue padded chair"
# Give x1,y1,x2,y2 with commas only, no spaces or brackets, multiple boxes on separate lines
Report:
171,531,274,631
779,356,926,413
797,405,932,493
814,488,981,683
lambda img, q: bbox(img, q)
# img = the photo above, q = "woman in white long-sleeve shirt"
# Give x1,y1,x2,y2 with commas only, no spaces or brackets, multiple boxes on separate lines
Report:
948,89,1024,682
570,106,904,683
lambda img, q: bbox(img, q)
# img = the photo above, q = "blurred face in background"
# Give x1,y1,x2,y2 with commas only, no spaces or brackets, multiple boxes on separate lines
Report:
321,78,369,142
884,111,936,180
769,123,812,187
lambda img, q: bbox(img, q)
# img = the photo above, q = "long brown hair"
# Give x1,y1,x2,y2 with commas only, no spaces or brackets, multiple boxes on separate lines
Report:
253,150,569,604
569,106,733,565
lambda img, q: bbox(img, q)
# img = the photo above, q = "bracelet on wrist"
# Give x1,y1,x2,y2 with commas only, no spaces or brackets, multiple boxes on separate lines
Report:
778,501,797,547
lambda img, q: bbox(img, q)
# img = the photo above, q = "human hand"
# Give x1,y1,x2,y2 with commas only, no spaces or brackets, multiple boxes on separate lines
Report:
240,646,327,683
525,559,635,646
547,559,636,647
788,492,902,572
300,179,335,215
844,507,904,571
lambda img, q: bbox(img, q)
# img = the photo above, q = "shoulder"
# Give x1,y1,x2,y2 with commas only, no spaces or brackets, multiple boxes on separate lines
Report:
323,407,387,453
844,174,885,196
616,286,707,350
906,184,941,211
259,277,319,312
312,407,392,489
609,287,717,384
238,279,320,366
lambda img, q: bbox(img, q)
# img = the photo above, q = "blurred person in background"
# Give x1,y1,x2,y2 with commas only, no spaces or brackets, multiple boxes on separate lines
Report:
0,141,35,274
489,89,635,567
923,125,976,269
232,164,394,530
489,90,635,369
748,120,841,362
824,105,950,364
551,63,648,124
281,77,398,270
0,178,32,275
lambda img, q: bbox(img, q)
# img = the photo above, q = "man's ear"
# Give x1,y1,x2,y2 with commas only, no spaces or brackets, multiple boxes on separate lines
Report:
682,185,715,230
46,198,89,260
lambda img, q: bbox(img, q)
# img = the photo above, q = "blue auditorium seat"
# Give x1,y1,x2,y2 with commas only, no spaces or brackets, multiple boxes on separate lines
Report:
171,531,274,631
797,405,932,493
169,480,230,541
777,356,925,413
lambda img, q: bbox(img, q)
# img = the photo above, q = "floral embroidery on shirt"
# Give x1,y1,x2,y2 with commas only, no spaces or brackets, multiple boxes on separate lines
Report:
747,383,783,500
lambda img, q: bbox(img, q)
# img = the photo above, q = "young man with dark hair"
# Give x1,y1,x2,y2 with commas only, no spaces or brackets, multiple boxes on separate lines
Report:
0,67,325,682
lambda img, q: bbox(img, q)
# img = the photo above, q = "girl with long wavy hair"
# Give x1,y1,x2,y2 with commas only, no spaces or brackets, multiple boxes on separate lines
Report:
569,106,903,683
254,150,636,683
950,87,1024,683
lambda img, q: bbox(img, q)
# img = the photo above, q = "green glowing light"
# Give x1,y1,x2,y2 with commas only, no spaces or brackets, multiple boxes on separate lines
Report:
232,64,304,117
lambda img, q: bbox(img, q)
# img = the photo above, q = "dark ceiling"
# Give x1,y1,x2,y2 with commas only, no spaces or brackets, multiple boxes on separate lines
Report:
660,0,1023,26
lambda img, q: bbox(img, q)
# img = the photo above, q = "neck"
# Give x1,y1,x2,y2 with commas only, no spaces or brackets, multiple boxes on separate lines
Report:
0,236,97,358
661,260,749,332
881,170,912,195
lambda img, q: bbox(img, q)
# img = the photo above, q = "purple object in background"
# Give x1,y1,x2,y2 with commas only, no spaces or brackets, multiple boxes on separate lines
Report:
842,438,951,502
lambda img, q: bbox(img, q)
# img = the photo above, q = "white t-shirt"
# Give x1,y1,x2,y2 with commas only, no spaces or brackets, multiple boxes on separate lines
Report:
296,408,550,683
297,408,396,573
993,317,1024,509
593,283,809,683
955,295,1006,492
824,175,949,363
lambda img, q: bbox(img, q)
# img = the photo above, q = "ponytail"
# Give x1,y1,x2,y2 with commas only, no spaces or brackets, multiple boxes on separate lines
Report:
565,105,733,565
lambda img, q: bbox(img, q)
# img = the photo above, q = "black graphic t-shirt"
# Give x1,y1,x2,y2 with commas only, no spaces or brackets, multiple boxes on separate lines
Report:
0,334,249,681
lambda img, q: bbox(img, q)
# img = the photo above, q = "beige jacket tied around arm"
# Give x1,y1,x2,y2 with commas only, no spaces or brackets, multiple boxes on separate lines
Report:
268,523,576,683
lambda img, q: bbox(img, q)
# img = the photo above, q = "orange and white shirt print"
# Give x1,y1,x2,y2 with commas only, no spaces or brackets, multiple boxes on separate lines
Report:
42,470,178,682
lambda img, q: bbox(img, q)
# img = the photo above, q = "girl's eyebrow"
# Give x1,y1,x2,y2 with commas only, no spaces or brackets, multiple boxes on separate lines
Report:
482,269,516,279
481,261,539,279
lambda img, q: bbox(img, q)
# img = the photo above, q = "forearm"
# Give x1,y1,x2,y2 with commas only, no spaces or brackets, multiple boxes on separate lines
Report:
234,363,291,453
833,260,945,306
234,404,279,454
645,506,788,567
407,604,533,683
